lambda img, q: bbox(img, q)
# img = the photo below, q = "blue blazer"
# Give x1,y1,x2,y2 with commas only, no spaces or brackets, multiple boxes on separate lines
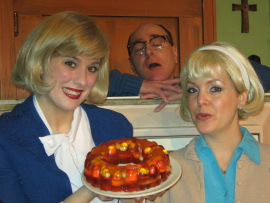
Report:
0,95,133,203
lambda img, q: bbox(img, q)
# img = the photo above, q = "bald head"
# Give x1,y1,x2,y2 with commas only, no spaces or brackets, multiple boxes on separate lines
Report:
127,24,174,56
127,23,178,81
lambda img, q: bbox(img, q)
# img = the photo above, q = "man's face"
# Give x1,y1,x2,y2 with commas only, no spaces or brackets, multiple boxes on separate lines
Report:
128,24,178,81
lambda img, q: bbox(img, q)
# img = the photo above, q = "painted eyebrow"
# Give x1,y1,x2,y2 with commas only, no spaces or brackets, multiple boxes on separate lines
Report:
187,81,196,85
207,79,224,84
187,79,224,86
64,56,101,65
90,61,101,65
62,56,80,61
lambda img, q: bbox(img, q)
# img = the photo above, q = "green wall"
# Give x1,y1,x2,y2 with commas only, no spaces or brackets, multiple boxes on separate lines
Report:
216,0,270,67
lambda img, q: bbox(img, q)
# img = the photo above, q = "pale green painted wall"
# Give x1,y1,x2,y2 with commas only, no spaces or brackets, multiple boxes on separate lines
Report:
216,0,270,67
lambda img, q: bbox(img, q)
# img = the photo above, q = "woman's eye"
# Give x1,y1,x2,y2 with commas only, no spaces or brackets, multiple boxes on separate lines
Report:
187,87,198,93
210,86,222,92
88,66,98,73
65,61,76,68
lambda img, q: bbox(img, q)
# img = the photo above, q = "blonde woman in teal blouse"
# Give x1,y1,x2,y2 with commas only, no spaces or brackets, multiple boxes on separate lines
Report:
124,42,270,203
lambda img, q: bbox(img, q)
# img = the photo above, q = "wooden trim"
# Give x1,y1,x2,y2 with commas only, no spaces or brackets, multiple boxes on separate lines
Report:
202,0,217,43
179,17,203,67
13,0,202,16
0,0,16,99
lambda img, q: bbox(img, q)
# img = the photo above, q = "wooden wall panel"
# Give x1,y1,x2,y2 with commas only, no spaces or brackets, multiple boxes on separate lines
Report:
14,14,43,98
13,0,202,17
0,0,17,99
202,0,217,44
179,17,203,66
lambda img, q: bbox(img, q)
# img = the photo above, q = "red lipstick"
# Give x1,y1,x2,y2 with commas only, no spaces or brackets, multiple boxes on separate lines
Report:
62,87,83,99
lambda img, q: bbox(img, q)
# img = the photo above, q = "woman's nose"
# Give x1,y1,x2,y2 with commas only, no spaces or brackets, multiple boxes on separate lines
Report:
197,91,209,106
74,68,87,87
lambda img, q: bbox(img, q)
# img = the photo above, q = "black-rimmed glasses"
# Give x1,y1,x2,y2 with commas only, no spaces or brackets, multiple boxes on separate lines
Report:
127,35,168,55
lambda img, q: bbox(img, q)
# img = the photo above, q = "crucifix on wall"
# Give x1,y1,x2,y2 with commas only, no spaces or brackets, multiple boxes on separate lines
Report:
232,0,257,33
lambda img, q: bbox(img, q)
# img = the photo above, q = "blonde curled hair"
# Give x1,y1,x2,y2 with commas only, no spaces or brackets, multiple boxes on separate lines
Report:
180,41,264,122
12,11,109,104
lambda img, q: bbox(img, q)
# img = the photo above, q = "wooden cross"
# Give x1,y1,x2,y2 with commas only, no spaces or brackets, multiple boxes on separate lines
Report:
232,0,257,33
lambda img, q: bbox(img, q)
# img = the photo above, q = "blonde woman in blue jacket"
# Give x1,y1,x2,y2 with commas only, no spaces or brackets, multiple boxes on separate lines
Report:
0,11,133,203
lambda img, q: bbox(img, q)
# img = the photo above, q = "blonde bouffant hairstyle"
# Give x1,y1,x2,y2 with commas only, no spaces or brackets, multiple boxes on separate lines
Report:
180,41,265,122
12,11,109,104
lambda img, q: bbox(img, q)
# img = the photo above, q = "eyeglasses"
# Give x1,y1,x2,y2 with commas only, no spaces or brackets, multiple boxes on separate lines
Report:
127,35,168,55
